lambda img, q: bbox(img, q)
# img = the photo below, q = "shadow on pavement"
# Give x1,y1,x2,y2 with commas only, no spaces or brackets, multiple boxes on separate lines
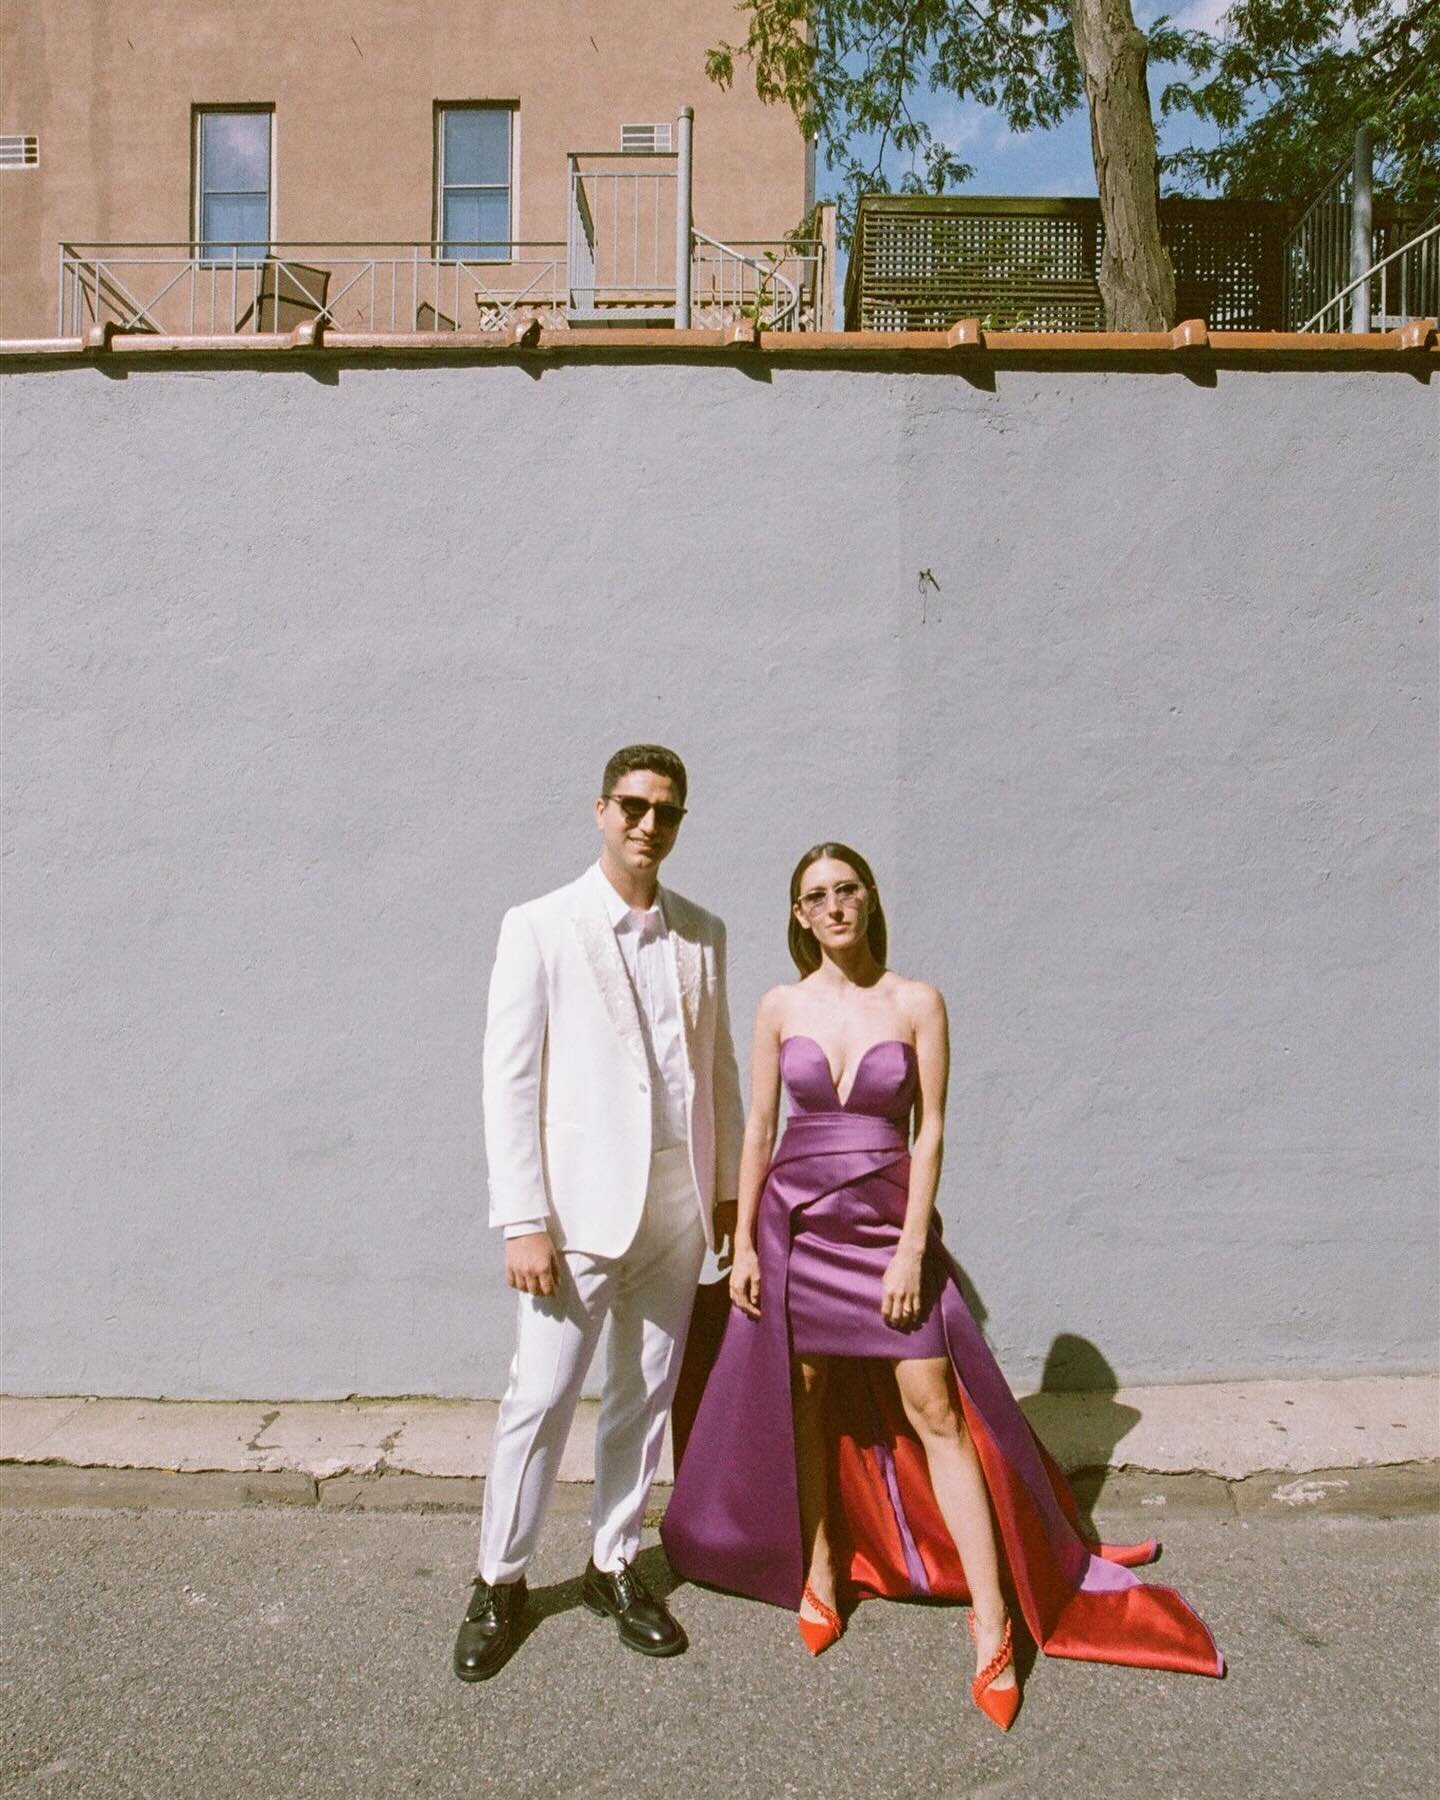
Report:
512,1543,681,1657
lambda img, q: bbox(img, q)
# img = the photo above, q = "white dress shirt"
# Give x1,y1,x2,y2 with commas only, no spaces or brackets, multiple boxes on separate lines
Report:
504,863,690,1239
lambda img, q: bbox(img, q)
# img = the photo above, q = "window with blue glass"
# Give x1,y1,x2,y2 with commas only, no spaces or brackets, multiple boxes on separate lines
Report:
438,106,513,262
196,109,272,263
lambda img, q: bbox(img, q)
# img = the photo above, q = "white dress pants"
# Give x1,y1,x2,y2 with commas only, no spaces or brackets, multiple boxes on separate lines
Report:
477,1145,707,1583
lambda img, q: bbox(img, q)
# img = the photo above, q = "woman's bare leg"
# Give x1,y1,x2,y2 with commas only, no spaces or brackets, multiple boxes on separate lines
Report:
792,1355,836,1618
894,1356,1016,1688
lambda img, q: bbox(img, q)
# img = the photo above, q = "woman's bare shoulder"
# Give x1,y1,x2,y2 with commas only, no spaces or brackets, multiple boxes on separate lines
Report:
888,973,947,1025
755,981,805,1029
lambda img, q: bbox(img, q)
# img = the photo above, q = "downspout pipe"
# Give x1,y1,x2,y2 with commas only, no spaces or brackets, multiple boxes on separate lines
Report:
1350,126,1374,333
675,106,693,329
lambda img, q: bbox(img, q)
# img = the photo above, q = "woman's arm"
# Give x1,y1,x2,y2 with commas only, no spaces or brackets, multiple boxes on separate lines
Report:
880,984,949,1326
728,989,785,1318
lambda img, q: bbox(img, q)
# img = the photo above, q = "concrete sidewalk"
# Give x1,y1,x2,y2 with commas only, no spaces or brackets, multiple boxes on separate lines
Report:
3,1376,1436,1518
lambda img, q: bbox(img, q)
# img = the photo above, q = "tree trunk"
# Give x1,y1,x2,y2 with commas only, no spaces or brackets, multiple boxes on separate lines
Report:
1070,0,1176,330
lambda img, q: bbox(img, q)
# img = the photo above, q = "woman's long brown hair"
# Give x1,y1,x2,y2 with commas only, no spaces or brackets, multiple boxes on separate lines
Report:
787,842,888,976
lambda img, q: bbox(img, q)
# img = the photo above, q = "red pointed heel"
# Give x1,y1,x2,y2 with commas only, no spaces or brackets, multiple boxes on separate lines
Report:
796,1583,844,1656
968,1611,1021,1731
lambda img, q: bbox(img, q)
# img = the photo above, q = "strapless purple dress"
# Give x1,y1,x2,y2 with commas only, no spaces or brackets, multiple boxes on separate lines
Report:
660,1036,1223,1679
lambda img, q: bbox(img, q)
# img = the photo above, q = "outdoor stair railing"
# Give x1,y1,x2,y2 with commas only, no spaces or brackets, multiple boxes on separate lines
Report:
690,230,803,331
1282,155,1361,330
1283,123,1438,331
1298,213,1440,332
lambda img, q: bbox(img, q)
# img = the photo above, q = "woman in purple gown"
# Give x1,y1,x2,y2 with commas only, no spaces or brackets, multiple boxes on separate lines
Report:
661,843,1222,1730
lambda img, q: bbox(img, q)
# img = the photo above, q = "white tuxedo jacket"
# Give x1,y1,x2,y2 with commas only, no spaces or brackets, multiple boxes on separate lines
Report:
483,867,745,1257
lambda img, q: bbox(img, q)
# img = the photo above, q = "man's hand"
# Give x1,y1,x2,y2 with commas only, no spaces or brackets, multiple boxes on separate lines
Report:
505,1231,561,1298
712,1200,738,1271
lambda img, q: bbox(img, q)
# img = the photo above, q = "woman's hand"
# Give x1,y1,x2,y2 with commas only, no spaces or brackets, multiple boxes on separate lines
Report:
881,1244,926,1328
729,1240,762,1319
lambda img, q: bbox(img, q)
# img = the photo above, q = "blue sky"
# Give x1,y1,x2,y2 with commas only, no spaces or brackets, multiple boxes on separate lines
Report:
886,73,1222,198
826,0,1230,200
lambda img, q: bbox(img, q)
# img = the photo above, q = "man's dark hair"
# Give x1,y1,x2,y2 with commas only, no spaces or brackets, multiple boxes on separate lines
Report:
601,743,688,806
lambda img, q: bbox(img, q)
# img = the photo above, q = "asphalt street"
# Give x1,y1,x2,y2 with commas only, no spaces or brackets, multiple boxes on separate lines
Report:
2,1495,1436,1800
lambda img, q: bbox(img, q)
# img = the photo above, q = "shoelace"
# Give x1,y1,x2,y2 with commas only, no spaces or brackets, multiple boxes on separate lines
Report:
469,1578,518,1622
610,1564,650,1610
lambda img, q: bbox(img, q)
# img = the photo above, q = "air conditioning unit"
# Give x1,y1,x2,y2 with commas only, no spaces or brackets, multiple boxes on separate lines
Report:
621,123,672,154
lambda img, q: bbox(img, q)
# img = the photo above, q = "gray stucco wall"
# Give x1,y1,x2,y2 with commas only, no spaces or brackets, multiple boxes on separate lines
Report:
3,354,1435,1398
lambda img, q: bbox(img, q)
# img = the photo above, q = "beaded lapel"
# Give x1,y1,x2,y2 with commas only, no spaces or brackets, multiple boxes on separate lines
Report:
571,905,647,1073
664,897,704,1049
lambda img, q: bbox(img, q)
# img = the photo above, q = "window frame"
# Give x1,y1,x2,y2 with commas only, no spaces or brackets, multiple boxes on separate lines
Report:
434,102,517,266
192,104,275,266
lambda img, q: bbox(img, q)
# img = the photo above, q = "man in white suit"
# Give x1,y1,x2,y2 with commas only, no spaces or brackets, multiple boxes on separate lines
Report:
454,743,744,1681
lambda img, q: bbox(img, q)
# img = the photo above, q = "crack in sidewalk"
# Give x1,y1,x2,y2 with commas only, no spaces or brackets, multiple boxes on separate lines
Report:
374,1425,405,1477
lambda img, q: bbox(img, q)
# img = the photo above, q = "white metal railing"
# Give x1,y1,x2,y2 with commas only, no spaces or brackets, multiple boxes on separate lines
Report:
566,151,679,321
1283,157,1359,331
57,235,827,337
58,242,568,337
1282,122,1438,332
1299,216,1440,332
58,106,829,338
691,233,809,331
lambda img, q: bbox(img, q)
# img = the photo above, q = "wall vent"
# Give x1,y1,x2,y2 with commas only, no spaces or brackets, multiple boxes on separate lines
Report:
621,123,671,154
0,135,39,168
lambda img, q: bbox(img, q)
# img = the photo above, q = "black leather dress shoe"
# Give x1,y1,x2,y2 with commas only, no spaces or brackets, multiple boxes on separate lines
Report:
453,1576,527,1683
581,1557,687,1657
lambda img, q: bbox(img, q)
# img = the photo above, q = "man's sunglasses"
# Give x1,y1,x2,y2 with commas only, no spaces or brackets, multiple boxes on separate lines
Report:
604,794,687,832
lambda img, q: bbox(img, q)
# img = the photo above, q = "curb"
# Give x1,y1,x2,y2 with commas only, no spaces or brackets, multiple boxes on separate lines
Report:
6,1377,1436,1487
3,1459,1435,1520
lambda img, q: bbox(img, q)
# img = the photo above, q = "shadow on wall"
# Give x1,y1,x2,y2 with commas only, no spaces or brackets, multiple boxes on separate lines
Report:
1019,1333,1143,1539
946,1252,1143,1536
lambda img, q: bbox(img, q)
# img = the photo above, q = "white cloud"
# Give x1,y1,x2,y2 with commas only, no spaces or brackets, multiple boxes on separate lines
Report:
1136,0,1235,31
925,97,1017,159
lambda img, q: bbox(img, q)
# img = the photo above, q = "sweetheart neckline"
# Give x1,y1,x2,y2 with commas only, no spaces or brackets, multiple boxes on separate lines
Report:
779,1033,916,1110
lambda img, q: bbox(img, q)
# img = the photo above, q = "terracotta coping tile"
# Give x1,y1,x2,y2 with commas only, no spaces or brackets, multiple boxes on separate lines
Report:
1,320,1434,365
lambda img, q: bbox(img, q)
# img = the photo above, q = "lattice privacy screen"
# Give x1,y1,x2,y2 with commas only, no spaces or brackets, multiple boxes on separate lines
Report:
849,196,1428,332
